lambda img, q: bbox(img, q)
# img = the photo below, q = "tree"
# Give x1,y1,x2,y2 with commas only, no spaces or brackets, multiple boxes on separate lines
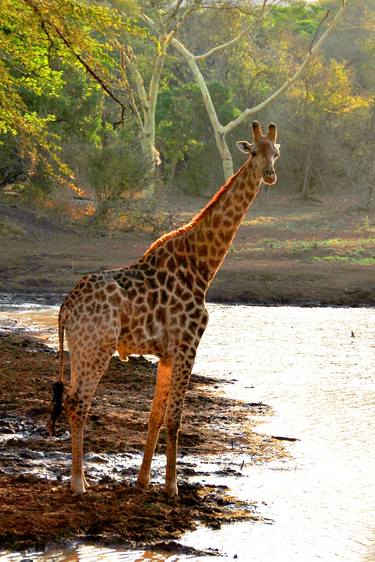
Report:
285,57,370,199
0,0,139,190
144,0,348,180
156,78,239,194
116,1,195,196
318,0,375,207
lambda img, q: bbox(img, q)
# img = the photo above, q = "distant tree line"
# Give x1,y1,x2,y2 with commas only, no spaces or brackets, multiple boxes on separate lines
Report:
0,0,374,216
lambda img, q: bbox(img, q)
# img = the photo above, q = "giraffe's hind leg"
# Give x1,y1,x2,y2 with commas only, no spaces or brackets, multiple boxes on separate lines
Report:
65,343,115,494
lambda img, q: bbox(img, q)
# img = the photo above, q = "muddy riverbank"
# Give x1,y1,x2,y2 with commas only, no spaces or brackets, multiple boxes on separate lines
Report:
0,330,286,551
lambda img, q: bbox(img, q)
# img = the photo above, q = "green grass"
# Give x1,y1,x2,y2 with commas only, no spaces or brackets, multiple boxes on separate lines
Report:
0,218,26,238
231,236,375,265
313,255,375,265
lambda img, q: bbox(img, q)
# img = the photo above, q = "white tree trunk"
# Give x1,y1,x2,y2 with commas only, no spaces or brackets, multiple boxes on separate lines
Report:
216,132,234,180
123,44,167,197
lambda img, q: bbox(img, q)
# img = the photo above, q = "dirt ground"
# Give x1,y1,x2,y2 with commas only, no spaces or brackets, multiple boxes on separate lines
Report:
0,191,373,306
0,331,286,551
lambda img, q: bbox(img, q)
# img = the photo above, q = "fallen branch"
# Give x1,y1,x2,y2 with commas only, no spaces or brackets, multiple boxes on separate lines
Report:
271,435,300,442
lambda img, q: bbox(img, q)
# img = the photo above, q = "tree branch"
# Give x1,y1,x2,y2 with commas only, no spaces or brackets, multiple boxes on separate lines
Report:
171,36,224,134
193,26,251,60
23,0,127,126
40,20,55,66
164,0,186,30
122,46,149,124
148,49,166,122
191,0,269,60
223,0,348,135
309,9,330,54
143,13,224,137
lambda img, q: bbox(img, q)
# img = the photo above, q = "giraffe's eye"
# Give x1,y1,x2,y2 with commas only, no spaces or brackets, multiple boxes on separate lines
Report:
251,149,257,157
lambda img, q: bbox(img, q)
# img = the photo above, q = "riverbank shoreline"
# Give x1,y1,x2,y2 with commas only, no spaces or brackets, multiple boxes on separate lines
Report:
0,288,373,309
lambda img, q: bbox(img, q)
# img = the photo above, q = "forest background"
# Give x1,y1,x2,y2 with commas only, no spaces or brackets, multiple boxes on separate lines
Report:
0,0,374,305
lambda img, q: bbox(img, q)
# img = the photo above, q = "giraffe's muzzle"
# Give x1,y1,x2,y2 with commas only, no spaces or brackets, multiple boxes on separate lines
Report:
262,167,277,185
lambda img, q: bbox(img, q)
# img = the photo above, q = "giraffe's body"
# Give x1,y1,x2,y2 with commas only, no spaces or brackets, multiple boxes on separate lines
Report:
52,121,280,495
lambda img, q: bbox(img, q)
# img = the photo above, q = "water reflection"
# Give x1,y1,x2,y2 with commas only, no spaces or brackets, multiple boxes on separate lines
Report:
0,544,188,561
0,300,374,561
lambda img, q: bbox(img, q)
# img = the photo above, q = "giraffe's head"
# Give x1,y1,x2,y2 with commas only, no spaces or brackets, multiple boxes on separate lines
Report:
236,121,280,185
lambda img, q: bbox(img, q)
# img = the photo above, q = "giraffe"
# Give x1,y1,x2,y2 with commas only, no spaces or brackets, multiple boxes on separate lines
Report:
50,120,280,497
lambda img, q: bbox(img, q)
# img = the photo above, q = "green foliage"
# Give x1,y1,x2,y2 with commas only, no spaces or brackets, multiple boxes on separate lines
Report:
231,236,375,266
0,0,142,190
0,217,26,238
156,78,240,194
269,1,326,38
86,136,148,206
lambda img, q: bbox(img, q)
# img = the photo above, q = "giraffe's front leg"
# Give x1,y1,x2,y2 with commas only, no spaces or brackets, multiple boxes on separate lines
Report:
164,352,196,498
65,392,89,494
137,359,172,490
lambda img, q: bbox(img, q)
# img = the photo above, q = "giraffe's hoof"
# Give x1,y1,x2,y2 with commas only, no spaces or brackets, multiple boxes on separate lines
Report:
165,483,179,499
70,478,87,494
70,485,86,494
136,473,150,490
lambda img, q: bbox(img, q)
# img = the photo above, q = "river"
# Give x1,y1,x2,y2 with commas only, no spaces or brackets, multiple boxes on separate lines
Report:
0,301,374,561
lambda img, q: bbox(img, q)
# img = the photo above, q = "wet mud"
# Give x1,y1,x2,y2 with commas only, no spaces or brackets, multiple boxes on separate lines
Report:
0,331,286,551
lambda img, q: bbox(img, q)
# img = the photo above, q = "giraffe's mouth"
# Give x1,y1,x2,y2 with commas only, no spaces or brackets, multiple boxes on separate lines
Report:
262,171,277,185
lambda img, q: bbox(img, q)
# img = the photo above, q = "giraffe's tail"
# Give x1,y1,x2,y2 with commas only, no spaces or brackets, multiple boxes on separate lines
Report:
49,304,67,436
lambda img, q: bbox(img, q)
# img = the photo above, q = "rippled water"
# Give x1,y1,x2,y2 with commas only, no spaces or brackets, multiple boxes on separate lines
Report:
0,301,374,561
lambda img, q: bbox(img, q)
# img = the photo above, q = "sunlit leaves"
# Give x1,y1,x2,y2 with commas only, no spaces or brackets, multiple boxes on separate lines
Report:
289,57,371,116
0,0,143,190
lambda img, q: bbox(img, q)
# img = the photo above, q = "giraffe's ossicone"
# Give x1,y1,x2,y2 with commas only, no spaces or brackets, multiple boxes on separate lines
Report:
50,121,280,496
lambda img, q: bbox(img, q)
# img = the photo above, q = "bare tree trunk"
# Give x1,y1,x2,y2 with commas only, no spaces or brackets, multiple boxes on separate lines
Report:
170,37,235,179
121,44,167,197
121,5,196,197
139,132,159,197
302,137,314,199
216,132,234,180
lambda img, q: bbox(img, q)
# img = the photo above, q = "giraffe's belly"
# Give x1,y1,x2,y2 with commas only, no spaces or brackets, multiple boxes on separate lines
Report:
117,321,169,359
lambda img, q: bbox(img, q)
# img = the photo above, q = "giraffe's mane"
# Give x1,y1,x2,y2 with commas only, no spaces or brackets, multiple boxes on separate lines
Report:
142,160,248,257
190,160,248,225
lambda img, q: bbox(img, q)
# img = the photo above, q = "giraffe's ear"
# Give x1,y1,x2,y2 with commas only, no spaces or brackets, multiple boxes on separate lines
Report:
236,141,252,154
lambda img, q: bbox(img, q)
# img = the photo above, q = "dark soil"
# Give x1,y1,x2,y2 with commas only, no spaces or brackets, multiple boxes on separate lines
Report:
0,331,285,550
0,475,257,551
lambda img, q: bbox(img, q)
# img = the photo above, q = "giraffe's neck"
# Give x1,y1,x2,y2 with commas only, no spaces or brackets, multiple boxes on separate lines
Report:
188,157,262,286
139,157,262,292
